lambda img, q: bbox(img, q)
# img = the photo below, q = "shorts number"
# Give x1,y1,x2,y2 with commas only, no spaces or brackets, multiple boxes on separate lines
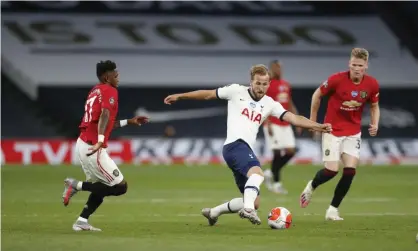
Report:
83,96,97,122
355,139,361,149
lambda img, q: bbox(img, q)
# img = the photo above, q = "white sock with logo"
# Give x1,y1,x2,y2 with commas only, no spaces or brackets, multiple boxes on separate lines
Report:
243,174,264,209
210,198,243,218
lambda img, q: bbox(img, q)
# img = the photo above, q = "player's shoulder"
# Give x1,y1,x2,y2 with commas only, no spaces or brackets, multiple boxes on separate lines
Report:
220,83,247,91
364,74,379,86
261,94,277,105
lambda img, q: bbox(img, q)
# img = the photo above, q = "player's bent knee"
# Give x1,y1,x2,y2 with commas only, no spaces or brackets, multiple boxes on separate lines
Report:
113,180,128,196
324,161,339,172
285,148,296,156
247,166,264,177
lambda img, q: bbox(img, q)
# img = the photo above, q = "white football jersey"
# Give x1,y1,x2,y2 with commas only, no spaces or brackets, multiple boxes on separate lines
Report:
217,84,288,150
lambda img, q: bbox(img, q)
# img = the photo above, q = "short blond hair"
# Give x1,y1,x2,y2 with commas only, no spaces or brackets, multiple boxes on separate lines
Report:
250,64,269,80
351,48,369,61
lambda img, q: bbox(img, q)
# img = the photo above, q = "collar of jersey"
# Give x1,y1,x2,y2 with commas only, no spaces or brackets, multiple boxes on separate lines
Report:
247,88,261,102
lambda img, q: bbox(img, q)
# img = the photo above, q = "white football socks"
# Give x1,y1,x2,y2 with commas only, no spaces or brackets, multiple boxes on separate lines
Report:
210,198,243,218
243,174,264,209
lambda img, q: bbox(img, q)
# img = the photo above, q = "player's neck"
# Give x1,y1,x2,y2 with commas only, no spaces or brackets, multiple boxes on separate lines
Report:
248,88,261,101
349,73,363,85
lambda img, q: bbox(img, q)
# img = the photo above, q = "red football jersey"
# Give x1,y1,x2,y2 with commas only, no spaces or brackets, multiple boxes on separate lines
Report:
266,79,291,126
79,83,119,147
320,71,379,137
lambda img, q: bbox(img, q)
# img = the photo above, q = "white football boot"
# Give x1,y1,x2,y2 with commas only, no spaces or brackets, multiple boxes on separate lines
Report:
325,206,344,221
238,208,261,225
201,208,218,226
72,220,102,231
62,178,79,206
300,180,314,208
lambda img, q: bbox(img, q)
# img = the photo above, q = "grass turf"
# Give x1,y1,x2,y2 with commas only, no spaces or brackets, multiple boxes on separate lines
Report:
2,164,417,251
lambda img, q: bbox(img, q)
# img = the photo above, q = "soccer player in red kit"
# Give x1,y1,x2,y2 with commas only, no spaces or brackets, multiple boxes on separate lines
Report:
263,60,302,194
62,60,149,231
300,48,380,220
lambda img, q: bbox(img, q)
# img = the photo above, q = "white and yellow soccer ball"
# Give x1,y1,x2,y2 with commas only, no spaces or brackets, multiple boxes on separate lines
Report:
267,207,292,229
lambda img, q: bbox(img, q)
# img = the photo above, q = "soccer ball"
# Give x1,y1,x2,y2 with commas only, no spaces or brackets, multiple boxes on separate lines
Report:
267,207,292,229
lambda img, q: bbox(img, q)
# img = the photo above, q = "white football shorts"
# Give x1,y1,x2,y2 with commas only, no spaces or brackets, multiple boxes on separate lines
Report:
75,138,124,186
321,132,361,162
263,124,296,150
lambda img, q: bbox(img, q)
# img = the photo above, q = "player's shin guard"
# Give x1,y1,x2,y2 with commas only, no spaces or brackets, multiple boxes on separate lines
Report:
80,193,104,220
211,198,244,217
311,168,338,189
331,167,356,208
81,182,128,197
243,174,264,209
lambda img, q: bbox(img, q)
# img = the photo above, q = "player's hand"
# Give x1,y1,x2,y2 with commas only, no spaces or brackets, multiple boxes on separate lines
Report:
86,142,103,157
369,124,378,137
164,94,181,105
314,123,332,133
128,116,149,126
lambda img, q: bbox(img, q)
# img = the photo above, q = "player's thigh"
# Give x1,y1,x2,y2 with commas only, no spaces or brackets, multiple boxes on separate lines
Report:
233,171,248,194
223,141,261,178
75,138,96,181
322,133,342,171
341,133,361,168
95,148,124,186
322,133,342,161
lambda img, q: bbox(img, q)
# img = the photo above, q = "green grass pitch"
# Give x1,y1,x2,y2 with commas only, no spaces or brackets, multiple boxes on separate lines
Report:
2,164,418,251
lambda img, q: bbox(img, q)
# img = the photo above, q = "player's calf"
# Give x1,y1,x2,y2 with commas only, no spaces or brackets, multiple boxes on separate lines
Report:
330,167,356,209
76,180,128,197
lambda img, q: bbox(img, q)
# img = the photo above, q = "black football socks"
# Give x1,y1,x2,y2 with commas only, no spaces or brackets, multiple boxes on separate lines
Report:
331,167,356,208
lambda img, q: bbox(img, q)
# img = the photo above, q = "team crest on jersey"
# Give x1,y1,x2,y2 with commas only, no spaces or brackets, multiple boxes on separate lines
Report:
325,149,330,156
113,169,120,177
360,91,368,99
250,102,256,109
351,91,358,98
109,97,115,105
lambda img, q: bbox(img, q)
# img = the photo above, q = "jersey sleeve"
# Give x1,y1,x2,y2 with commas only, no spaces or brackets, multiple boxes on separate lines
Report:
216,84,240,100
319,74,339,95
100,88,116,110
370,80,380,103
270,101,288,121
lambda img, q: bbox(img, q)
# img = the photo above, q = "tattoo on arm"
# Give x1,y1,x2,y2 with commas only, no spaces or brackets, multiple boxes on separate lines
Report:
98,108,110,135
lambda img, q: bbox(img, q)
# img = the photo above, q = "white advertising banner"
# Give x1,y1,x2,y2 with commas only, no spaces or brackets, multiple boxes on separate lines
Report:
2,14,417,91
2,138,417,165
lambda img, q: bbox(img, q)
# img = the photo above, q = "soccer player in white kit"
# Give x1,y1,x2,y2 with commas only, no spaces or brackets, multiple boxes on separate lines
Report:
164,64,332,226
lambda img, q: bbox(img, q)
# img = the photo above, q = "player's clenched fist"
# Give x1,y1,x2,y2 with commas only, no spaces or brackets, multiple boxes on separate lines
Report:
368,124,378,137
164,94,181,105
317,123,332,133
128,116,149,126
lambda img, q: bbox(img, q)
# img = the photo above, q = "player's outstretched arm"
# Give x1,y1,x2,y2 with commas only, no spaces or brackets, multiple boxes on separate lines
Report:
310,87,323,122
113,116,149,129
164,90,217,104
282,112,332,133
